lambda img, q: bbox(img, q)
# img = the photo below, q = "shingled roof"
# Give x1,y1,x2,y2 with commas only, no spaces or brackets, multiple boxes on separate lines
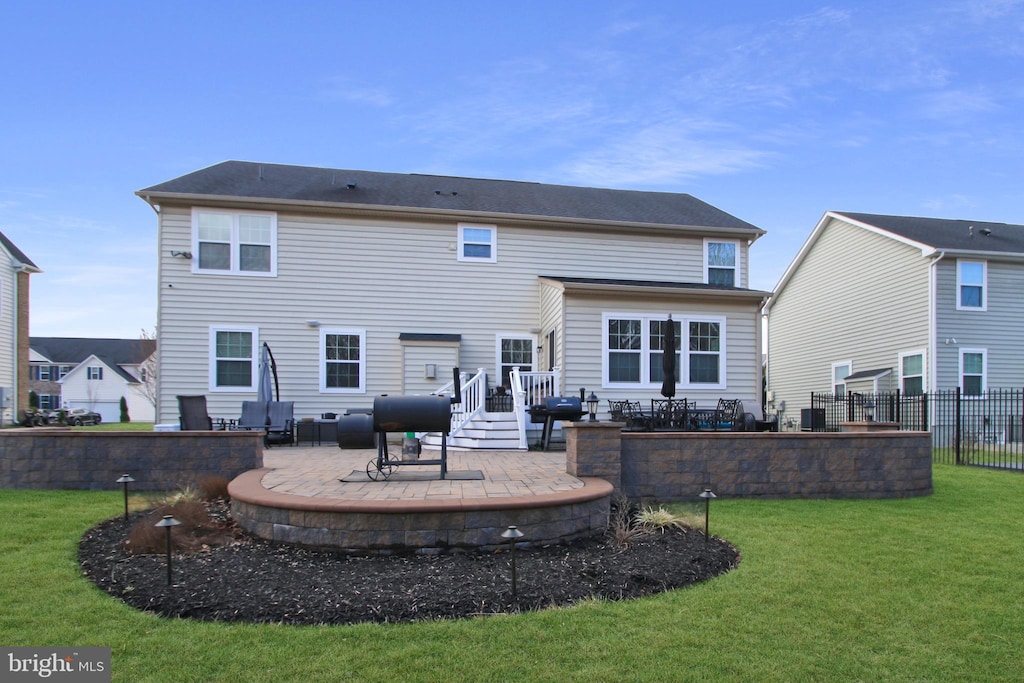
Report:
0,230,40,271
138,160,764,235
30,337,155,366
836,212,1024,255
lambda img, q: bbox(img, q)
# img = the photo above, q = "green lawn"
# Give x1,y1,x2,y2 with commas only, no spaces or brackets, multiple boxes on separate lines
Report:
1,465,1022,682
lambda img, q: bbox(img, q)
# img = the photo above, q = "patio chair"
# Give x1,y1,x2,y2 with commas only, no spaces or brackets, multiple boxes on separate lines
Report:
713,399,743,431
265,400,295,447
235,400,269,431
177,395,213,430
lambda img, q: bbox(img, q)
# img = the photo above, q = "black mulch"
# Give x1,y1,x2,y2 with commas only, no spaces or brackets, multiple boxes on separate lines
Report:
78,503,740,626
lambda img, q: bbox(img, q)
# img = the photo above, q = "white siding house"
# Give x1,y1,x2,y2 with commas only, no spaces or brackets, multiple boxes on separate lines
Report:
30,338,157,423
766,211,1024,429
0,231,40,425
138,161,770,435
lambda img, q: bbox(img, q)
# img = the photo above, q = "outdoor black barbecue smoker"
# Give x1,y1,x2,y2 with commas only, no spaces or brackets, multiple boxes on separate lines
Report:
365,368,462,480
528,389,587,451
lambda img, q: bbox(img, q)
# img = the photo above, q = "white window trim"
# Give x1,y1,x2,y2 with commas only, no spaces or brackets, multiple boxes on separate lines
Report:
956,259,987,311
319,327,367,394
898,349,927,394
959,347,987,396
457,223,498,263
208,325,259,393
703,238,741,287
495,333,537,385
192,208,278,277
87,366,103,380
831,361,852,397
601,312,727,390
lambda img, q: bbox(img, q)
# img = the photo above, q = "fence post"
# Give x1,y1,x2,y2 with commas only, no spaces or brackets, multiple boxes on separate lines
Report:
954,386,962,465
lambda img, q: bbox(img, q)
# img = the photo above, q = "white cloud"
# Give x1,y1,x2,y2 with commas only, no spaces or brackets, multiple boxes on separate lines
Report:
557,120,771,187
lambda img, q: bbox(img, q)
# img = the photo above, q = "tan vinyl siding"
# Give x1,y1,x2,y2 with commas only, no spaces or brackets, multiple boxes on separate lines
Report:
768,217,931,424
563,293,761,410
157,205,758,421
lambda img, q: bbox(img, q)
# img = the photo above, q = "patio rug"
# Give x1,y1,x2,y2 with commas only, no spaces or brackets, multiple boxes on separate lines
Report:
340,469,484,482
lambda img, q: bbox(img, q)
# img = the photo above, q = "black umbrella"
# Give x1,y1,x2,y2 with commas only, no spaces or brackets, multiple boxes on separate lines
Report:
661,315,677,399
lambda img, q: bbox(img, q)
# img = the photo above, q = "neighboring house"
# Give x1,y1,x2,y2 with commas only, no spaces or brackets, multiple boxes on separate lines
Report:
137,160,770,445
765,211,1024,429
29,338,157,422
0,231,40,425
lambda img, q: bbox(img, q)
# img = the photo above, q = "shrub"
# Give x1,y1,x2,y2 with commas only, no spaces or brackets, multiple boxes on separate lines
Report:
197,475,230,501
635,505,693,533
125,500,211,555
119,397,129,423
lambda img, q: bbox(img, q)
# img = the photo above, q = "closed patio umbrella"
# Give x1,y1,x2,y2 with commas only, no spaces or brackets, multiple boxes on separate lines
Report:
258,342,279,403
660,315,677,399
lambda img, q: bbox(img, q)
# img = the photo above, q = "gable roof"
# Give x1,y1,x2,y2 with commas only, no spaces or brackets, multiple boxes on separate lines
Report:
30,337,155,366
0,230,40,272
768,210,1024,310
137,160,765,238
835,212,1024,254
61,353,142,384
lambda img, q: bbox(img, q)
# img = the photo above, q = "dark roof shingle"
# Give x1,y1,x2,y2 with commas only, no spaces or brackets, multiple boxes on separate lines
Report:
139,160,764,234
837,212,1024,254
30,338,155,366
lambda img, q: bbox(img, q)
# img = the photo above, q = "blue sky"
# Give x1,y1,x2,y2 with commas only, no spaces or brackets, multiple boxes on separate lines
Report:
2,1,1022,338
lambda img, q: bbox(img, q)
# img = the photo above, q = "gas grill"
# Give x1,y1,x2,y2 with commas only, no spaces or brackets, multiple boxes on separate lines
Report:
528,395,586,451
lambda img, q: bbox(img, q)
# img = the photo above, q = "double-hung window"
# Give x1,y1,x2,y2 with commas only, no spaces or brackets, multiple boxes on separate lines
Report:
87,366,103,380
209,326,257,391
457,224,497,262
497,336,534,388
960,349,986,396
193,209,277,276
957,260,986,311
603,313,725,389
899,351,925,395
704,239,738,287
320,328,366,393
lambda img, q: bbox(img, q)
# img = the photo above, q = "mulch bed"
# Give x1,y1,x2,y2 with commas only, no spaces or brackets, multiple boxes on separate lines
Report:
78,502,740,626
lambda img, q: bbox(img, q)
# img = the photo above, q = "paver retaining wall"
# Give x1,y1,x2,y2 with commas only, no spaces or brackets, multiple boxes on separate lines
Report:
566,422,932,501
0,429,264,490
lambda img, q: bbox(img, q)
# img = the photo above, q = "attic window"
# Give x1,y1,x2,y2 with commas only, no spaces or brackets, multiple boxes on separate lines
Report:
87,367,103,380
458,224,497,263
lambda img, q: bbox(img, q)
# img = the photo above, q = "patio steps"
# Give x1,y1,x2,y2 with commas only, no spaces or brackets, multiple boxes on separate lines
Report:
420,412,526,450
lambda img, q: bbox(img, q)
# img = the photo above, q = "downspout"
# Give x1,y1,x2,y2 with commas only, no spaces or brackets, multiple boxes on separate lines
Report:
928,251,946,393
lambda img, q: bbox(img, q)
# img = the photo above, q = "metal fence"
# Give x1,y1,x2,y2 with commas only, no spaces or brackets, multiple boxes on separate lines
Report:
809,388,1024,470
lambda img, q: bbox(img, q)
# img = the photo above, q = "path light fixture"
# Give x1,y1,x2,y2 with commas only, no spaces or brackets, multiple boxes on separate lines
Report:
155,515,181,585
501,525,525,598
115,474,135,521
587,392,600,422
699,488,717,545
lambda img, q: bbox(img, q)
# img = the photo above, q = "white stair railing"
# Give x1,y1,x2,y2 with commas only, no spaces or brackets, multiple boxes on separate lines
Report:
431,368,486,439
511,367,561,449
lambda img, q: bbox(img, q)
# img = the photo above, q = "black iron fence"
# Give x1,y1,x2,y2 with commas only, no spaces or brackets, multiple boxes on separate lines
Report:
809,388,1024,470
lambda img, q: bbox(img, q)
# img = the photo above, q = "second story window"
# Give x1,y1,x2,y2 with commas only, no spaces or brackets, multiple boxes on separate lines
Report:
87,367,103,380
957,260,986,311
458,224,497,263
193,209,277,276
705,240,738,286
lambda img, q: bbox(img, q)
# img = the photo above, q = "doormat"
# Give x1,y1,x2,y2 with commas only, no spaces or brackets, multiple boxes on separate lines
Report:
340,469,484,482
